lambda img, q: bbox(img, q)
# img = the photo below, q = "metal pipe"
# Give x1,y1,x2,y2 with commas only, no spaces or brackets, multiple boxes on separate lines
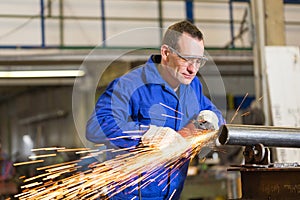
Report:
218,124,300,148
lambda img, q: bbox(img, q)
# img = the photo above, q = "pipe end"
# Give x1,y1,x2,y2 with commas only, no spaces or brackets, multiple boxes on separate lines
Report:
218,124,228,145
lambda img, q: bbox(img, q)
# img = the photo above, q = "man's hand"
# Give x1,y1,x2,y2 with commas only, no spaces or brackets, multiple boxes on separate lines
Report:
141,125,188,150
194,110,219,130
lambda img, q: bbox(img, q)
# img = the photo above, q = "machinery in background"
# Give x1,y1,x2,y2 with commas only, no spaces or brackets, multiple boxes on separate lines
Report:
218,124,300,200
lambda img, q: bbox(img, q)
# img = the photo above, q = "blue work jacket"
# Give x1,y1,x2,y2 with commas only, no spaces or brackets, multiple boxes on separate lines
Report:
86,55,225,200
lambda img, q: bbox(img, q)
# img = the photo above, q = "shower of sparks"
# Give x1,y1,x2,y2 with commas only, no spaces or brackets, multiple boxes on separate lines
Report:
168,189,177,200
57,148,90,152
122,130,145,134
230,92,248,123
14,129,218,200
31,147,66,152
241,111,250,117
13,159,45,166
240,95,264,118
159,102,184,115
28,154,57,159
161,113,182,120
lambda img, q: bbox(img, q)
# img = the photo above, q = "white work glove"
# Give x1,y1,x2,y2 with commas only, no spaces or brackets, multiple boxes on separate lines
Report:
195,110,219,130
141,125,189,150
196,110,221,149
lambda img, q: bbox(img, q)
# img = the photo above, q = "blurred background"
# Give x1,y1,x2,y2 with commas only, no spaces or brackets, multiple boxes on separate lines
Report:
0,0,299,199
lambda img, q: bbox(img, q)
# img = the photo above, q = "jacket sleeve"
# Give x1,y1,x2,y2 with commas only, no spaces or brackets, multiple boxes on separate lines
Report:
192,78,226,126
200,95,226,126
86,79,143,149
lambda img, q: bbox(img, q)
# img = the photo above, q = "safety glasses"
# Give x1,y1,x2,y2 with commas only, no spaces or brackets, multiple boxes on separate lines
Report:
168,46,208,69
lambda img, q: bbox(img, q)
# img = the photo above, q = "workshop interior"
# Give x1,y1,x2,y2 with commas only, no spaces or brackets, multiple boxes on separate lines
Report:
1,0,300,199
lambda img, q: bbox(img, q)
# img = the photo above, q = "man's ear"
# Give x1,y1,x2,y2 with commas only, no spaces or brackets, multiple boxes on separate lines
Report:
161,45,169,61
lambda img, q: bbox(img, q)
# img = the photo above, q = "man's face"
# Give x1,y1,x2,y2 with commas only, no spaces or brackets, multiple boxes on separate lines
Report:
164,33,205,85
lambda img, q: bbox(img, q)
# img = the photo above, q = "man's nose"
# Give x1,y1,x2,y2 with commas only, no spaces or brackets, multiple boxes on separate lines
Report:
187,62,198,73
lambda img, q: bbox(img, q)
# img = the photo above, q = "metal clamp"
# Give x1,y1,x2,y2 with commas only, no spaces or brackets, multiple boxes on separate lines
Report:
243,143,270,165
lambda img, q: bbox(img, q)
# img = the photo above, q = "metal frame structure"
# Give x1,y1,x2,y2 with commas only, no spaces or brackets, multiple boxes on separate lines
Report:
0,0,253,49
0,0,300,49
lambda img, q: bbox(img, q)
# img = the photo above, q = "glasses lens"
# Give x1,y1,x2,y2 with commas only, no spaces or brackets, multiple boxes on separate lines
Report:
168,46,207,68
188,58,207,69
198,58,207,67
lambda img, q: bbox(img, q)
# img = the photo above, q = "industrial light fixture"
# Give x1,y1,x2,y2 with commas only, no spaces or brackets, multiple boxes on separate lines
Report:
0,70,85,78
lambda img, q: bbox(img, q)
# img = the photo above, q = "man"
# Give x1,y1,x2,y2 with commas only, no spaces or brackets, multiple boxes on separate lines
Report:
86,20,225,200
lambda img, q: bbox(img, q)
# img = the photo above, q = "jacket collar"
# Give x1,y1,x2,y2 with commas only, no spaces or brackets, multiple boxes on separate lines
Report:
144,55,192,94
143,55,165,85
